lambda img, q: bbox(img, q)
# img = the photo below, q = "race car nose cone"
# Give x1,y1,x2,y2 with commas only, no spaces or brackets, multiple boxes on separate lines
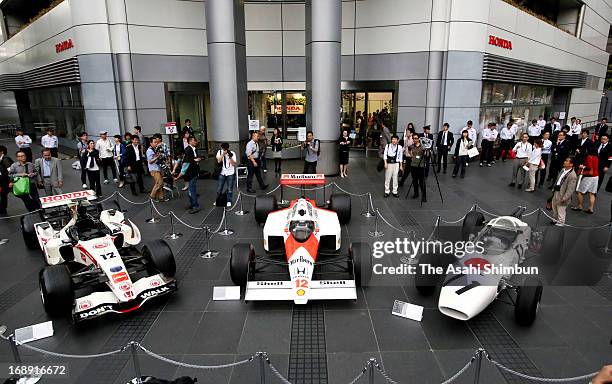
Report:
438,284,498,321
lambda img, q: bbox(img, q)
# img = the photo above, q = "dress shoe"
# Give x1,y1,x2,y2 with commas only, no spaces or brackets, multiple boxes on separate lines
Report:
384,193,390,198
247,188,256,193
393,193,399,198
188,208,200,214
261,185,269,190
508,182,516,187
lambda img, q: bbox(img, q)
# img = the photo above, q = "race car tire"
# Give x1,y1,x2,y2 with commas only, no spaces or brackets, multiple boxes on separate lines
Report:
540,226,564,265
350,242,371,287
21,213,38,250
230,243,254,286
461,211,485,241
329,194,351,224
254,195,278,225
514,277,543,326
39,265,74,317
142,239,176,278
415,253,444,296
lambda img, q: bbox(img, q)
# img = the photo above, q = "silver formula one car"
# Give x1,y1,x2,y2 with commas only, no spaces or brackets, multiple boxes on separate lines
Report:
21,190,177,323
230,193,372,304
415,208,561,326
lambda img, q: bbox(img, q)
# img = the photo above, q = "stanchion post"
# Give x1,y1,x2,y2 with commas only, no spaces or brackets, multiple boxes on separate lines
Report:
9,335,22,364
368,209,384,237
436,215,441,239
368,358,375,384
235,193,249,216
258,353,266,384
130,342,143,384
362,193,375,218
165,213,183,240
200,226,219,259
145,200,160,224
218,207,234,236
473,348,483,384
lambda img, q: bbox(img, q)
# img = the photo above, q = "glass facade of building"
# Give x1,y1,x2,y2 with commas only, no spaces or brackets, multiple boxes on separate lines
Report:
28,85,85,145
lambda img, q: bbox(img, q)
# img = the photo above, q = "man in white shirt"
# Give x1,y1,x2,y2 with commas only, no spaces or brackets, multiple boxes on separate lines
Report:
537,115,546,130
41,128,59,158
215,142,237,207
539,131,552,187
509,133,533,189
14,128,33,162
383,135,403,197
547,117,561,133
480,122,497,167
527,119,542,144
569,117,581,150
499,122,515,162
95,131,117,184
462,120,477,143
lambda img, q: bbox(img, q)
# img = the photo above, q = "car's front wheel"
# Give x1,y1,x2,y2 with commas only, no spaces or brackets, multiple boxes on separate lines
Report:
350,242,371,287
514,277,543,326
21,214,38,250
461,211,485,240
40,265,74,317
230,243,255,286
142,239,176,278
254,196,278,225
329,194,351,224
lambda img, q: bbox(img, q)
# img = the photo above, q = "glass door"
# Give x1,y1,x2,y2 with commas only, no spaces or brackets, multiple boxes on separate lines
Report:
169,92,207,150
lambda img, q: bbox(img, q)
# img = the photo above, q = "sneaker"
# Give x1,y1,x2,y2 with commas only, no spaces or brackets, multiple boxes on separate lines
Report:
517,184,522,189
487,163,492,167
226,201,232,207
181,185,189,191
525,189,534,192
554,223,564,227
113,178,118,183
103,179,109,184
82,184,88,188
118,182,124,188
452,174,457,178
392,193,399,198
384,193,390,198
479,163,483,167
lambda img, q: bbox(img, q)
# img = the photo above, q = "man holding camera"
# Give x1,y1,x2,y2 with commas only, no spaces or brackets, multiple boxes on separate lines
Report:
303,131,319,174
216,143,236,207
245,131,268,193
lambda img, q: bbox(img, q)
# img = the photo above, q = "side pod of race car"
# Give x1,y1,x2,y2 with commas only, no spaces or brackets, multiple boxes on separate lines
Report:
21,190,178,323
414,209,562,326
230,190,372,304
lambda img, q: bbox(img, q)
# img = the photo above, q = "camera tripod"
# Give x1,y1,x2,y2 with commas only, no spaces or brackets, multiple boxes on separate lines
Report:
403,148,444,205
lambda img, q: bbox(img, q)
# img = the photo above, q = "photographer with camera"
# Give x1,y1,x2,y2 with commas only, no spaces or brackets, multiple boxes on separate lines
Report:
383,134,403,197
302,131,320,174
216,142,236,207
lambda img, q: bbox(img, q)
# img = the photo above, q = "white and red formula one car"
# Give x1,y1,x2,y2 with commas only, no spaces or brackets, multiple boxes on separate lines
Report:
415,208,561,326
230,174,372,304
20,190,177,323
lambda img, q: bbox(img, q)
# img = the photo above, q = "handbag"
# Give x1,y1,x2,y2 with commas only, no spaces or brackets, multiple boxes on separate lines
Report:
124,171,137,184
508,150,517,159
376,159,385,172
539,159,546,170
467,147,479,158
12,177,30,196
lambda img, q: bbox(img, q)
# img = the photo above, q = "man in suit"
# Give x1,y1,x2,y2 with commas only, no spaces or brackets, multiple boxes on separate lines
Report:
125,136,146,195
597,134,612,190
436,123,454,173
182,136,201,213
35,148,63,196
595,118,608,141
548,131,570,188
574,129,592,166
551,157,578,226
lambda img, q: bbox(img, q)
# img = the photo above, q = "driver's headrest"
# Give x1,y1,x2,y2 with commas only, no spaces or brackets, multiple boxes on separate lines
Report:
77,205,88,218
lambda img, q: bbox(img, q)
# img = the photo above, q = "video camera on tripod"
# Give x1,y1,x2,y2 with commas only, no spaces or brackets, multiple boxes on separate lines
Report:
420,137,434,151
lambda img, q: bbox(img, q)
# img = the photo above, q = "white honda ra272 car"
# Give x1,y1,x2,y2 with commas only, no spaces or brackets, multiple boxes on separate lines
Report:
21,190,177,323
415,208,561,326
230,188,372,304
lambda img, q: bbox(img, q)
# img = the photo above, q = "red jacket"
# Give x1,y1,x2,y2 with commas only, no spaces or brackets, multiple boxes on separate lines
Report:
582,155,599,177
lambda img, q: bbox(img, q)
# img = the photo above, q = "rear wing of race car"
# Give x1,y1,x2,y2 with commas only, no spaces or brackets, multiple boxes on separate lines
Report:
245,279,357,303
39,190,97,209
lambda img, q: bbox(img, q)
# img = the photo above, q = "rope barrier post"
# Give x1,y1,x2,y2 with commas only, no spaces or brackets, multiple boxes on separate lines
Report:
368,358,375,384
218,207,234,236
473,348,484,384
234,193,249,216
130,342,143,384
368,209,384,238
362,193,375,218
145,200,159,224
165,213,183,240
258,352,266,384
200,226,218,259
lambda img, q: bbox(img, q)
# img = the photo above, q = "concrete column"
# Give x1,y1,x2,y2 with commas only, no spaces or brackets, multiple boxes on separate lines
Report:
205,0,248,153
426,0,453,133
306,0,341,176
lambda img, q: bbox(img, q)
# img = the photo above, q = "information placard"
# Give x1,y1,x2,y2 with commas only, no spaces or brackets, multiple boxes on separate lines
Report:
164,122,177,135
297,127,306,141
249,120,260,131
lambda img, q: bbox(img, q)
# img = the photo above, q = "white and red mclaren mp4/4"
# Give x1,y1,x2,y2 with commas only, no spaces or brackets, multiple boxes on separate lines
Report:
20,190,177,323
229,175,372,304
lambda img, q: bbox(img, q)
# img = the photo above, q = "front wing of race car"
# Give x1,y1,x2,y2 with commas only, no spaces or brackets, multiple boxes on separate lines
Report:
73,274,176,323
244,279,357,303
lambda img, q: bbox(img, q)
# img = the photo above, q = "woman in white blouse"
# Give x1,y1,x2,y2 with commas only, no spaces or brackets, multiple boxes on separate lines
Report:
525,138,543,192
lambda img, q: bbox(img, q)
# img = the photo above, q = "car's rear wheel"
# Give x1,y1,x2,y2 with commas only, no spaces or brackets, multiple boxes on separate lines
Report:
142,239,176,278
254,196,277,225
461,211,485,240
349,242,371,287
540,227,564,265
21,214,39,250
415,253,445,296
230,243,255,286
40,265,74,317
329,194,351,224
514,277,543,326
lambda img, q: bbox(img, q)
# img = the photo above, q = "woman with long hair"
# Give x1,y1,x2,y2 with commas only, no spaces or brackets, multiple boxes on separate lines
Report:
82,140,102,197
271,128,283,174
338,128,352,177
453,130,473,178
573,146,599,214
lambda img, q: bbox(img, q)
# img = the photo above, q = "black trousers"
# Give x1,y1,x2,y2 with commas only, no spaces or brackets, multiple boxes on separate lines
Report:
100,157,117,180
411,167,426,199
86,170,102,196
481,141,494,163
537,154,549,185
436,147,449,172
128,162,145,194
399,160,411,186
453,155,468,177
0,180,8,213
303,161,317,174
499,139,513,160
598,166,606,190
274,158,282,172
17,182,41,212
548,159,562,184
246,159,265,190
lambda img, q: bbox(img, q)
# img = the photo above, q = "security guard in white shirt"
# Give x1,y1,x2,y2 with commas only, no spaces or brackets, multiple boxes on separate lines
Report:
499,122,515,162
509,133,533,189
527,119,542,144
